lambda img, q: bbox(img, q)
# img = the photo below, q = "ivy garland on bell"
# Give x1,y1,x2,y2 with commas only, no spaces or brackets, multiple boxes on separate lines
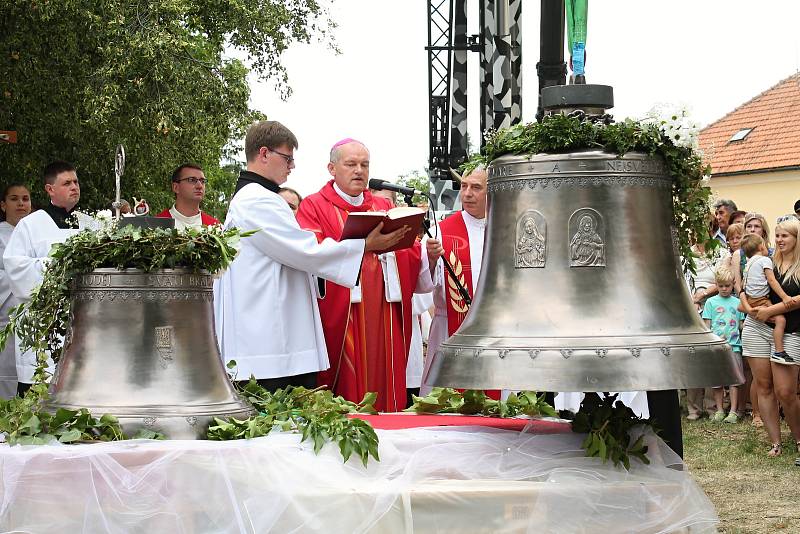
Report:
462,111,715,272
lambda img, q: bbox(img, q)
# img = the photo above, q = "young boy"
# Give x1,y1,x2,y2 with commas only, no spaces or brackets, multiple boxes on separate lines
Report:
739,234,792,362
703,268,745,423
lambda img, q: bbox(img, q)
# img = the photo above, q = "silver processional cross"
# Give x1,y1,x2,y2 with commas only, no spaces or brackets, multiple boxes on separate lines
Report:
112,145,125,220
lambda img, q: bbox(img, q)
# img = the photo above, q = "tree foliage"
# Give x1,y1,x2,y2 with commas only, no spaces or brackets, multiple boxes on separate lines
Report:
395,169,431,207
0,0,335,219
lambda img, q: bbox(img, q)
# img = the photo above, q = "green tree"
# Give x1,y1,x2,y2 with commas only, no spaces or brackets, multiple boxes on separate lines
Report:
395,170,431,207
0,0,335,219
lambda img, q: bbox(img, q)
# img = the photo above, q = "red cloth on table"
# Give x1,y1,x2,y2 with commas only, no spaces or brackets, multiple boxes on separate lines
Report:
348,413,570,434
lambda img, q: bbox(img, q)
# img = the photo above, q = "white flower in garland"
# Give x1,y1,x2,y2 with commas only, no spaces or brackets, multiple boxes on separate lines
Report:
642,104,701,151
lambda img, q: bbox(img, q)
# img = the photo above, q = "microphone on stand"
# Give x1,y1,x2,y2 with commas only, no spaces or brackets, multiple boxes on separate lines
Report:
368,179,422,198
367,180,473,307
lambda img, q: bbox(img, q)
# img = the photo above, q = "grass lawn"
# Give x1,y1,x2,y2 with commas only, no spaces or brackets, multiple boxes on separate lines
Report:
683,417,799,533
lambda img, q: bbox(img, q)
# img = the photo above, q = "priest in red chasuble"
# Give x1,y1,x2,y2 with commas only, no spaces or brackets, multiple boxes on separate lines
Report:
295,139,432,412
420,166,499,399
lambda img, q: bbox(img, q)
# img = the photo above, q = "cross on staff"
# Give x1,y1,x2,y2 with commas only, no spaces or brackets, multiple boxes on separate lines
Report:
111,145,125,220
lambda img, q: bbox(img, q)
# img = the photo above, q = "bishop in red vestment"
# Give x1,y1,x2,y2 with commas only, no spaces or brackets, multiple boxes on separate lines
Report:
296,139,427,412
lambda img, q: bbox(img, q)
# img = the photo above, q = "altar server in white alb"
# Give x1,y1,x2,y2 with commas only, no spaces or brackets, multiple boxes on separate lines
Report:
214,120,408,392
4,161,82,395
0,183,32,398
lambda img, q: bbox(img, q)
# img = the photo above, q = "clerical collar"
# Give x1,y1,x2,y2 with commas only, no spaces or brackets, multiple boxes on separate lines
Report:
169,205,202,230
234,170,281,197
333,183,364,206
462,210,486,229
43,202,78,229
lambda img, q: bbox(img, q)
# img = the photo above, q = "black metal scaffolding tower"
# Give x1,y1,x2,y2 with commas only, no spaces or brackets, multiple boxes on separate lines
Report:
425,0,524,210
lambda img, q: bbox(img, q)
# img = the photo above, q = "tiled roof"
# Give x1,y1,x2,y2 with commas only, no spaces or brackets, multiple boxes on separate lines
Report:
699,73,800,175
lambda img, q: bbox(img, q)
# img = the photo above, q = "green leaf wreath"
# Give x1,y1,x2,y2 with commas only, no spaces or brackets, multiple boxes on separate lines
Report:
208,381,381,466
462,112,716,272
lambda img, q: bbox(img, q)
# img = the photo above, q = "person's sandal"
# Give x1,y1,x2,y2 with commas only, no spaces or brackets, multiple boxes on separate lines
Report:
768,443,782,457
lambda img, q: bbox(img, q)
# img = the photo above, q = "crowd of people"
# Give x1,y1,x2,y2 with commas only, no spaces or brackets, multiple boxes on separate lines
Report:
688,199,800,463
2,119,798,466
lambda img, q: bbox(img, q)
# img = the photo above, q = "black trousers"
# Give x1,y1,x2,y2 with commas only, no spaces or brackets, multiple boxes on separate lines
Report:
647,389,683,459
17,382,31,396
236,372,318,394
406,388,420,409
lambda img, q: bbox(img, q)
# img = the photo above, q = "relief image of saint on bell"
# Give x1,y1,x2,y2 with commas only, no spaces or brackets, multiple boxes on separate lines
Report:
515,215,546,268
569,213,605,267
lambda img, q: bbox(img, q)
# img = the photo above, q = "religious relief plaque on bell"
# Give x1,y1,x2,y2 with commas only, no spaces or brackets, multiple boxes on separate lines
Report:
568,208,605,267
514,210,546,268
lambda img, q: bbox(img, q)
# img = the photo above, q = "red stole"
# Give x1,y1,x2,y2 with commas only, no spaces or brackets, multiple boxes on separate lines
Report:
296,181,421,412
439,211,499,400
439,211,473,336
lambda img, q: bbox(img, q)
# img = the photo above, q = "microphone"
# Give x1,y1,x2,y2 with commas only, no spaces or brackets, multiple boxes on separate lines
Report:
368,179,421,197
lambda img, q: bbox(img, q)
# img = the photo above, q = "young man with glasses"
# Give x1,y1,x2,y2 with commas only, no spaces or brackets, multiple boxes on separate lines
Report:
214,121,408,393
156,163,220,229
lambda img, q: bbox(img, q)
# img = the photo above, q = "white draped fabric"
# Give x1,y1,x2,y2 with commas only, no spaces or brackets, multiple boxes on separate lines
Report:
0,426,717,533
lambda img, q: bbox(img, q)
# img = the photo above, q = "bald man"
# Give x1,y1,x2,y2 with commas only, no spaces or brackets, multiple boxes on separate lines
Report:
296,139,431,411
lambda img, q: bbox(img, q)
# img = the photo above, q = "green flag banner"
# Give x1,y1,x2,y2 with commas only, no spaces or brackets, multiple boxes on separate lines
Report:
566,0,588,76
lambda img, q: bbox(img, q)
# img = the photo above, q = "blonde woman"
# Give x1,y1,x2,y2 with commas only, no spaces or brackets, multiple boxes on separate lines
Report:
733,213,772,295
745,219,800,459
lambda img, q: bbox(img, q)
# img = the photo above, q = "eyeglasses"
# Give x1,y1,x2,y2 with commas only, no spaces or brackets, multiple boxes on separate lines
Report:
175,177,206,185
266,147,294,165
777,214,799,223
744,212,763,222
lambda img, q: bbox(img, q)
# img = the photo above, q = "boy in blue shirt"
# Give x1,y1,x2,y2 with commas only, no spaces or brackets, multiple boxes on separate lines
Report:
702,267,745,423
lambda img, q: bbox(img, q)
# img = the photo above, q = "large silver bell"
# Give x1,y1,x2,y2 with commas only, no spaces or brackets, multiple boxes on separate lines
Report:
426,87,744,392
46,268,253,439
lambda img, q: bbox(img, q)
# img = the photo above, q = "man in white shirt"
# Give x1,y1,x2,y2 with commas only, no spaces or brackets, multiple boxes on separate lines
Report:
4,161,82,395
156,163,220,229
214,121,407,392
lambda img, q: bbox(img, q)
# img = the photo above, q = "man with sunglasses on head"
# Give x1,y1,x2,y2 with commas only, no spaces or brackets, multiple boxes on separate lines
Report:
156,163,219,229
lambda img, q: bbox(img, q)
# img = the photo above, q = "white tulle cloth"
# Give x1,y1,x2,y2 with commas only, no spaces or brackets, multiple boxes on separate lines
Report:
0,425,717,533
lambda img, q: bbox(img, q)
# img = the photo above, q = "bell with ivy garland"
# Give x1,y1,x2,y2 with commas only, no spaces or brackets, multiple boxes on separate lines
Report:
424,84,744,394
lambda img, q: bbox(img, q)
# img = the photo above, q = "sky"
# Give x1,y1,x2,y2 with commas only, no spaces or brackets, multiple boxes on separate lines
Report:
245,0,800,197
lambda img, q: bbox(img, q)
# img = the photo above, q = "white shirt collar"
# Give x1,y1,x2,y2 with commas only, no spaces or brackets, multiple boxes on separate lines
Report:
462,210,486,229
169,205,203,230
333,183,364,206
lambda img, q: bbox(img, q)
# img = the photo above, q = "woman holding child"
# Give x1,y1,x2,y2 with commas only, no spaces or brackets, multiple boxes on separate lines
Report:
741,218,800,459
